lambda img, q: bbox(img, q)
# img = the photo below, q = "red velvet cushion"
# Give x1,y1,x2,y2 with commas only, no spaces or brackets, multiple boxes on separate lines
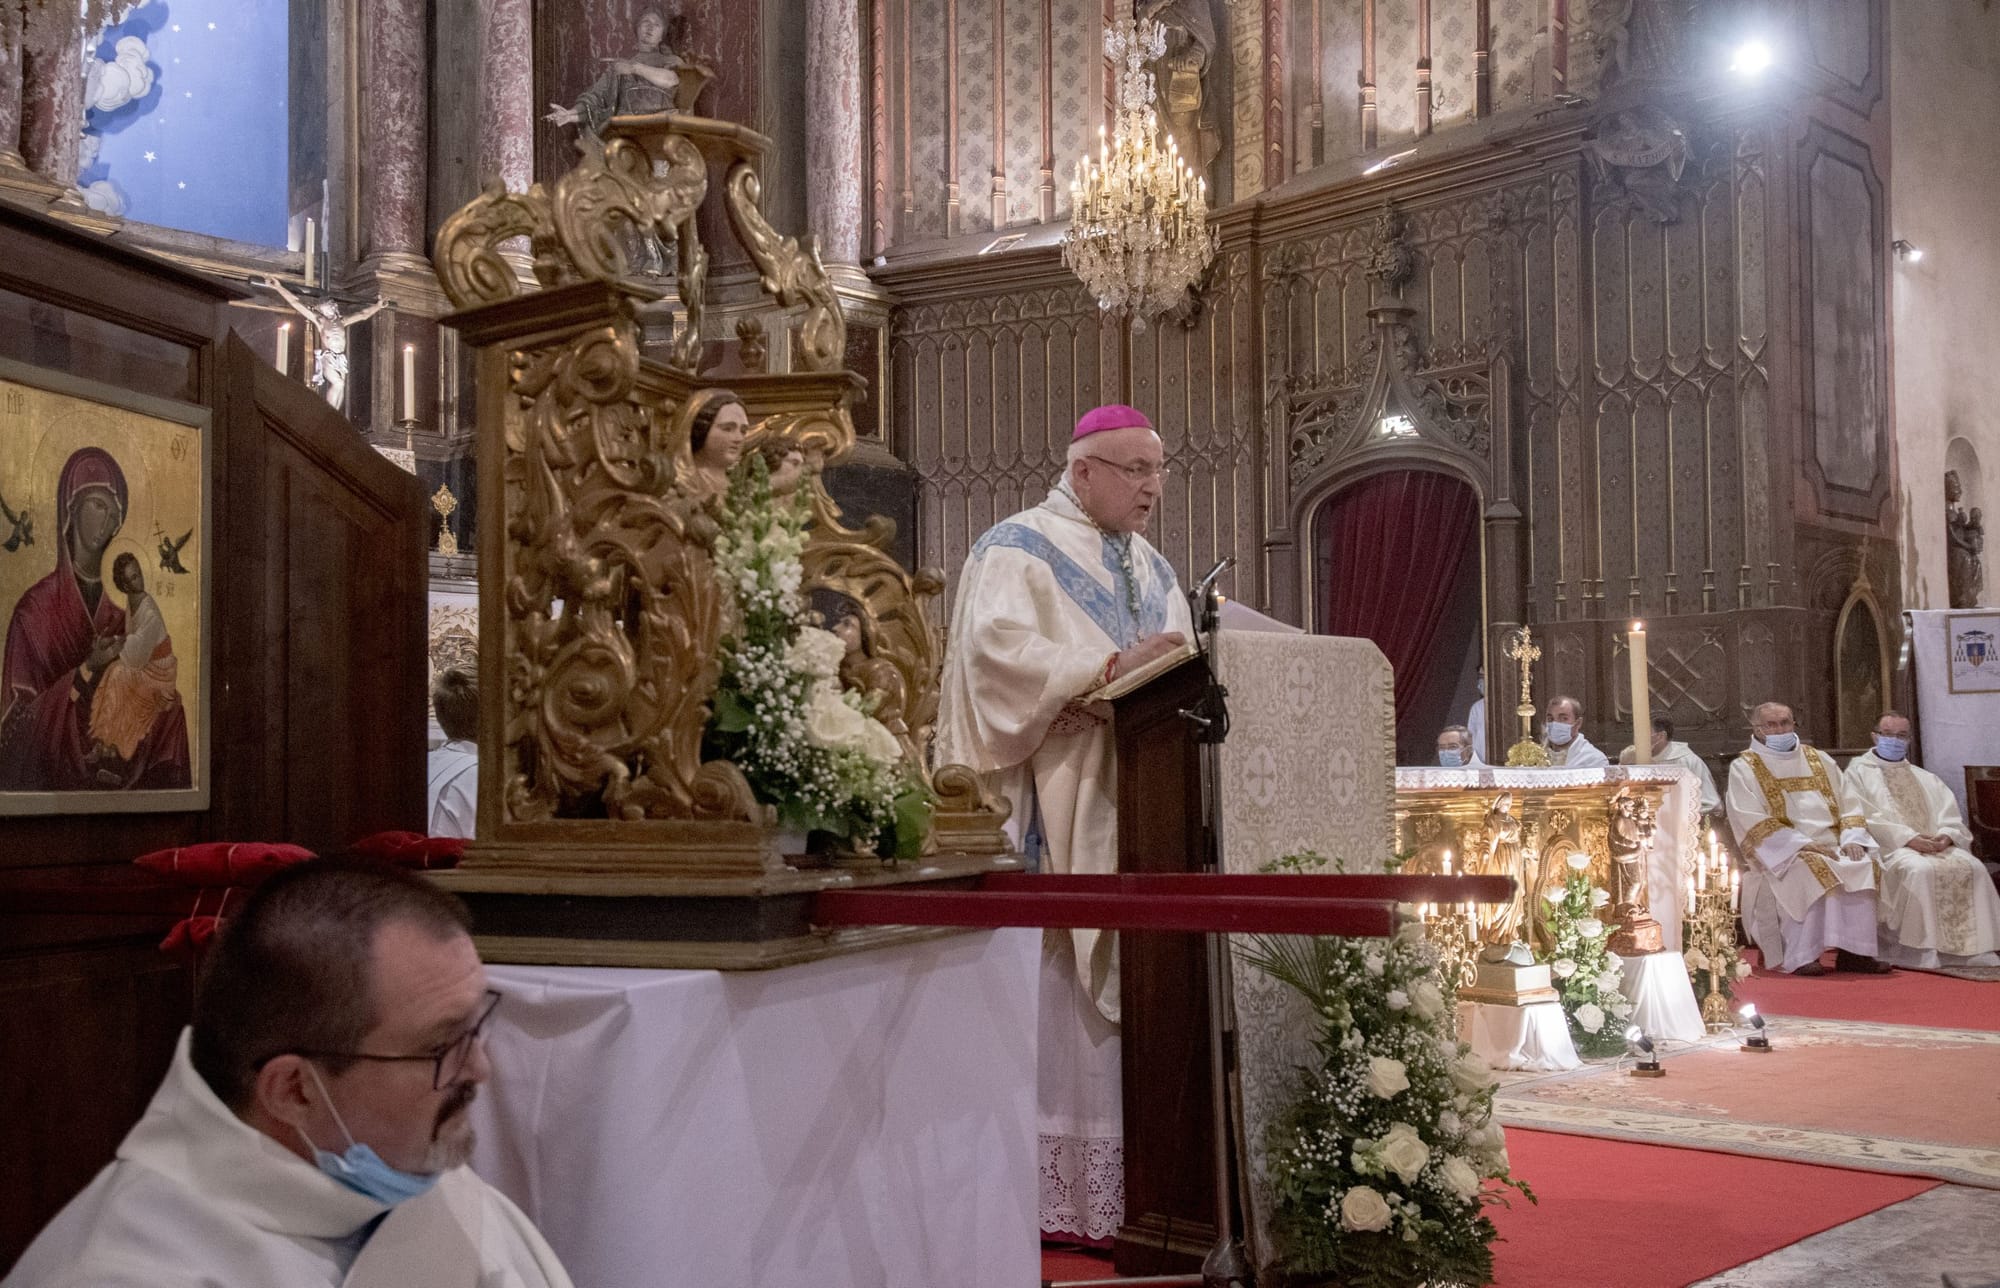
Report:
133,841,316,887
158,887,246,955
347,830,465,870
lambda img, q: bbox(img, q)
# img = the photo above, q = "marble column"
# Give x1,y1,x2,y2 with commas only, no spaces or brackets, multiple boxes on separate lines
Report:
0,6,26,168
359,0,429,268
20,1,84,189
478,0,533,192
805,0,864,266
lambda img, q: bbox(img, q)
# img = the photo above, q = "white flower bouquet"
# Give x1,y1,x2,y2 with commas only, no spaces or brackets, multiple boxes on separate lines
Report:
707,455,929,855
1538,870,1633,1054
1239,855,1533,1286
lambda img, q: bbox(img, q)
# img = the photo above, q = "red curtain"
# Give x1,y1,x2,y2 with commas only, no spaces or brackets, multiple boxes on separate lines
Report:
1315,470,1480,718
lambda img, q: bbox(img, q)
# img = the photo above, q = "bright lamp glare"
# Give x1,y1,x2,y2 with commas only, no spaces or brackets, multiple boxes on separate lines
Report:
1738,1003,1757,1019
1624,1025,1643,1042
1730,38,1775,76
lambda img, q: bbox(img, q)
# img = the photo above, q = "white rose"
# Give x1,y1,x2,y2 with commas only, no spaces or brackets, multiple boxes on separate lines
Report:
804,685,868,750
1438,1155,1482,1202
1576,918,1605,939
1377,1122,1431,1183
1410,980,1446,1021
1609,996,1633,1019
1597,968,1625,993
1448,1051,1497,1093
1683,947,1709,972
1551,958,1578,979
1736,961,1753,978
1566,851,1591,871
1386,989,1410,1011
1363,950,1386,978
1339,1185,1393,1232
786,626,847,679
1438,1108,1463,1136
1469,1116,1508,1169
1365,1056,1410,1099
1591,887,1611,908
859,715,903,766
1575,1002,1606,1034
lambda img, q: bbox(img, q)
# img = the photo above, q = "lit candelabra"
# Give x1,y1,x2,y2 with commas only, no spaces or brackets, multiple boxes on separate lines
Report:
1060,10,1215,329
1681,828,1743,1030
1415,850,1482,995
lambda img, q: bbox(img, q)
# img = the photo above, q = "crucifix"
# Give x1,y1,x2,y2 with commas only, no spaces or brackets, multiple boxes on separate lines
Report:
1503,625,1551,767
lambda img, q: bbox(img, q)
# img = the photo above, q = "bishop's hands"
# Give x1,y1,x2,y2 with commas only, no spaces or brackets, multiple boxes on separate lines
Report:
1110,631,1187,681
1907,835,1954,855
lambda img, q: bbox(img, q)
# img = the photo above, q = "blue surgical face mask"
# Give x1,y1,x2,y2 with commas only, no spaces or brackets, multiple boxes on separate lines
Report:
1761,731,1799,755
297,1063,441,1207
1872,734,1909,762
1545,721,1574,746
1439,748,1465,767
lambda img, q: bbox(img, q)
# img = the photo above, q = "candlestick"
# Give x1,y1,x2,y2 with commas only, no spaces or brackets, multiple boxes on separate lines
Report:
1729,867,1740,914
276,322,290,376
402,344,417,422
1628,621,1651,764
303,217,316,288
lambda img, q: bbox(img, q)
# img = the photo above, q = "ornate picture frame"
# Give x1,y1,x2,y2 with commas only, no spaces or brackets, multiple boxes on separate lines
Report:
1945,610,2000,696
0,358,212,814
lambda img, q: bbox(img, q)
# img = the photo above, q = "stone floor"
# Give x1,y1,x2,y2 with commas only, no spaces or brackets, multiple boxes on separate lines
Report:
1689,1185,2000,1287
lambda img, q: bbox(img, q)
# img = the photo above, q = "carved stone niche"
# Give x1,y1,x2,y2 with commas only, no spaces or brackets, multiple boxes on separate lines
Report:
430,110,1014,969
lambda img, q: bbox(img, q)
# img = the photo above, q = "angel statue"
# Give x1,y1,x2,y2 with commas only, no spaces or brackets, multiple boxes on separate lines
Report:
258,277,386,416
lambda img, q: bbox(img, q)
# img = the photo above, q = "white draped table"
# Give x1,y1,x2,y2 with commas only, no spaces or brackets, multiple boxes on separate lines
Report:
466,928,1041,1288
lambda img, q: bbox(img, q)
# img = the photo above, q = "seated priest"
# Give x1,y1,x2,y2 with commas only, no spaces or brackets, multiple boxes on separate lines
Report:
1724,702,1889,977
1539,694,1610,769
936,402,1191,1242
1436,723,1484,767
1843,710,2000,969
3,859,573,1288
1618,715,1721,815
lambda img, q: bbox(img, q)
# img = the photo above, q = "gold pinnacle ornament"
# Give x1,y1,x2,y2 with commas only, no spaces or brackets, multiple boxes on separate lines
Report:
431,483,459,557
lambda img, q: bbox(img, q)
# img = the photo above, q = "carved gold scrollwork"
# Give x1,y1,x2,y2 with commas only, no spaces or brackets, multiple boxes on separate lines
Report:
495,305,748,824
723,165,847,373
930,764,1015,855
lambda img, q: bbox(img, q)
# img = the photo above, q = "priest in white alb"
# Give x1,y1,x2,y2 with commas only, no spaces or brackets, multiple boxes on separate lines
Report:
1725,702,1889,976
1619,716,1721,815
1538,694,1610,769
1843,710,2000,968
935,403,1192,1243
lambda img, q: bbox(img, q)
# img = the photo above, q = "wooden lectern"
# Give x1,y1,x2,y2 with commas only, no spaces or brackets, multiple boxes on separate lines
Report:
1108,654,1221,1276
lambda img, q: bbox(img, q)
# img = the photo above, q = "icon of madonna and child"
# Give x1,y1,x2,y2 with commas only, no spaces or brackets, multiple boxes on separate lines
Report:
0,446,192,796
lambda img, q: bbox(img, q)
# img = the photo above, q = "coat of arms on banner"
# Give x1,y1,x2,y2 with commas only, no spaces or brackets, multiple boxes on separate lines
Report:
1948,612,2000,694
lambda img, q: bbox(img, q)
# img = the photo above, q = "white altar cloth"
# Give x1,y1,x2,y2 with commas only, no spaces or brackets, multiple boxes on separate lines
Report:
1611,951,1706,1044
1396,764,1701,951
466,929,1041,1288
1456,999,1581,1072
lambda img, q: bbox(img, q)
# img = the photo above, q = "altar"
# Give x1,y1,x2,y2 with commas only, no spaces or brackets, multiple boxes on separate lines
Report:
1396,764,1709,1052
465,929,1040,1288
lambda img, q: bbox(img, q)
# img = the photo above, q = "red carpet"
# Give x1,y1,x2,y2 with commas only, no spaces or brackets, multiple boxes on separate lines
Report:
1489,1128,1936,1288
1736,950,2000,1032
1040,1244,1115,1284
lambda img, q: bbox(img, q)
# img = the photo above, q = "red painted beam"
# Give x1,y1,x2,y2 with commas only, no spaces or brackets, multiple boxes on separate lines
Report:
813,889,1403,936
980,871,1515,904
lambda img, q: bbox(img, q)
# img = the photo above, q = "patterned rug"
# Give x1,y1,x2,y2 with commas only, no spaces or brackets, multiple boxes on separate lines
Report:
1492,1017,2000,1189
1906,963,2000,983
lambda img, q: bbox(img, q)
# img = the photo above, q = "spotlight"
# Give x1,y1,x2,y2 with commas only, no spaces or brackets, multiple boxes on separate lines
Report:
1729,37,1775,77
1625,1025,1665,1077
1892,239,1924,264
1739,1002,1772,1053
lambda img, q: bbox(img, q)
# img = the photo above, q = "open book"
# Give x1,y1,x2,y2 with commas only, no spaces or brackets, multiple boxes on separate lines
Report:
1084,637,1202,702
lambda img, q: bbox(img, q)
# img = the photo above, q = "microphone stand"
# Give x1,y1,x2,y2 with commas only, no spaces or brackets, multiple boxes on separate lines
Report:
1179,579,1251,1288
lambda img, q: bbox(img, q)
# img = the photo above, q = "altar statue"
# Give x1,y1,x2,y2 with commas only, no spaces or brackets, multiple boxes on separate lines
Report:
1947,470,1985,609
1605,788,1663,954
259,277,386,416
1140,0,1220,180
545,9,687,138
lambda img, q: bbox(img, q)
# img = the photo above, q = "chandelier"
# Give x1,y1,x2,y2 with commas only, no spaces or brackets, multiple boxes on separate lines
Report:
1061,11,1216,330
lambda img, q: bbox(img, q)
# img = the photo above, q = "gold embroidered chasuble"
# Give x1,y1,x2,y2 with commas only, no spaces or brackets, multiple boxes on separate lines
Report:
1725,743,1879,923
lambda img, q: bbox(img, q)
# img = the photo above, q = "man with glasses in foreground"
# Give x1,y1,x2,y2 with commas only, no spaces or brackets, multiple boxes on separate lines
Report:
936,402,1191,1244
3,858,573,1288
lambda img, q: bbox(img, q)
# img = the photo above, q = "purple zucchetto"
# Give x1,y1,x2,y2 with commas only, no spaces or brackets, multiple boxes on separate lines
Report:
1073,403,1154,441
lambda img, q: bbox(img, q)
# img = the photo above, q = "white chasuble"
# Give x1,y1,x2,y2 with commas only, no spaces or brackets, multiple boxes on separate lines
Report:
1845,752,2000,966
1725,743,1880,972
937,483,1191,1022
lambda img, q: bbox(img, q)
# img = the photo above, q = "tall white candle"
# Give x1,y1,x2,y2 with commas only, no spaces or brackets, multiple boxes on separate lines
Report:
276,322,290,376
303,217,316,287
1628,621,1651,764
402,344,417,421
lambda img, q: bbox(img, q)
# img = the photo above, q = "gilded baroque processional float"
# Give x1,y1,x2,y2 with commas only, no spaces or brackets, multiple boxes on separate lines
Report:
430,111,1013,968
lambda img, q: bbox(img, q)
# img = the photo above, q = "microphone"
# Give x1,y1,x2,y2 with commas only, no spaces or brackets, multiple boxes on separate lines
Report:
1190,556,1235,605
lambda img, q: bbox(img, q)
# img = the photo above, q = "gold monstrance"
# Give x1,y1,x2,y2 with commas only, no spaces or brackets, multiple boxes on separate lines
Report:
1503,625,1551,767
431,483,459,556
